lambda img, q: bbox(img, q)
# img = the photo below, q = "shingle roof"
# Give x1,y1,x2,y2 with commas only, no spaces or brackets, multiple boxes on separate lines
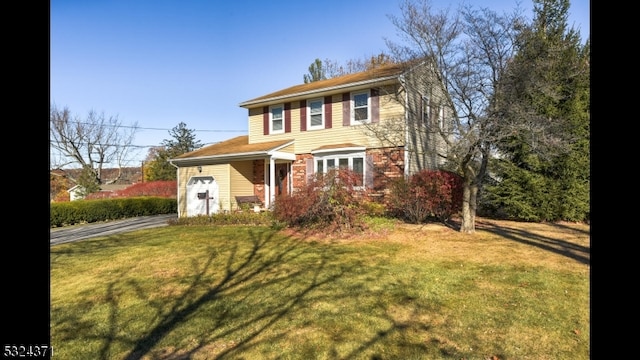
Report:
173,135,293,160
239,62,409,107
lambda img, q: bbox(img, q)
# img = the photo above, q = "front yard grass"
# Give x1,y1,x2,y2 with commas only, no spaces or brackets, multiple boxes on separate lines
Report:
50,218,589,359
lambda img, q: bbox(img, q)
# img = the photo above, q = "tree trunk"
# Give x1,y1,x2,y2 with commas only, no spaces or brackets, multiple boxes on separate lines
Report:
460,181,477,234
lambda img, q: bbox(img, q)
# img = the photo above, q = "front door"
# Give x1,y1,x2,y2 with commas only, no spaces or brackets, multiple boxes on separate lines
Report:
275,163,289,197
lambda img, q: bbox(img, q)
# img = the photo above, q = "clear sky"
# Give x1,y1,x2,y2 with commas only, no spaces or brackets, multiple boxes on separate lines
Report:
50,0,590,167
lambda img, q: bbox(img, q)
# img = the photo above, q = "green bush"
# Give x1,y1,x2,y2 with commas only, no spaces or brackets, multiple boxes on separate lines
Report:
170,211,275,226
50,197,177,228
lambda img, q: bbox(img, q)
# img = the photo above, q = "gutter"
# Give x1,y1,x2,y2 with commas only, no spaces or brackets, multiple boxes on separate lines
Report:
170,151,296,167
171,151,272,166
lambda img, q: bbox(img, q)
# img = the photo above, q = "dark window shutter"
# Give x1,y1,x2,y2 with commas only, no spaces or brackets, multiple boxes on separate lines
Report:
342,92,350,126
285,102,291,133
324,95,332,129
263,106,269,135
365,154,374,189
371,88,379,124
300,100,307,132
306,158,314,183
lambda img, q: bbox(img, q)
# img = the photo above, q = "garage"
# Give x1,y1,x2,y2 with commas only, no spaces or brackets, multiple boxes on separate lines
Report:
186,176,219,216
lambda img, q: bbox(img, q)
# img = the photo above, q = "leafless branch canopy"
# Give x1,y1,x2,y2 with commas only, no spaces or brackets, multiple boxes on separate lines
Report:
50,104,139,184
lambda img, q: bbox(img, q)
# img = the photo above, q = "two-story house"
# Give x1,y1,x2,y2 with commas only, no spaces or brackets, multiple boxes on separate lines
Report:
170,61,450,217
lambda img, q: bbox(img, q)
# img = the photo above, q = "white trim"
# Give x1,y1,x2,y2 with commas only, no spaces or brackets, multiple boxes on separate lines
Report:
269,151,296,161
269,158,276,207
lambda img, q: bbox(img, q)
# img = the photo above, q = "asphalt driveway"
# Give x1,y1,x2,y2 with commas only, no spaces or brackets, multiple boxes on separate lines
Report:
50,214,178,246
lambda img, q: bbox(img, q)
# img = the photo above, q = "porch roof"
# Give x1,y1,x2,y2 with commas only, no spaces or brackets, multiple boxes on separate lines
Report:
170,135,295,166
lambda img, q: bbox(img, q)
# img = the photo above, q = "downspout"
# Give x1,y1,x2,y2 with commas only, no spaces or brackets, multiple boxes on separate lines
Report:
169,160,180,217
399,74,410,178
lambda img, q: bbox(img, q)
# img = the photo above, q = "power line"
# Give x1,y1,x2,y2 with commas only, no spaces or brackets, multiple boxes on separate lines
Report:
52,119,246,133
49,140,223,149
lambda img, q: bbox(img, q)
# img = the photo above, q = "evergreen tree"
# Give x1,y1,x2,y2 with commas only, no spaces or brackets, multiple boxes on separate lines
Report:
144,149,177,181
161,122,203,154
76,165,101,196
486,0,590,221
145,122,204,181
303,58,327,83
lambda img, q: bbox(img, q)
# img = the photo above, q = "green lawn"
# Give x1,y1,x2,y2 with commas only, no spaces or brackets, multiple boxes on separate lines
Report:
50,221,589,359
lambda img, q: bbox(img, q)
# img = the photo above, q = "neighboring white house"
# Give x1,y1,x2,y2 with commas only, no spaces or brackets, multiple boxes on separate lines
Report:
67,184,131,201
67,185,86,201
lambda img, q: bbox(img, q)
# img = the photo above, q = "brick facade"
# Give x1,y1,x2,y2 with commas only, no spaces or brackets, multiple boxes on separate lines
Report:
368,147,405,195
292,154,313,189
251,147,405,200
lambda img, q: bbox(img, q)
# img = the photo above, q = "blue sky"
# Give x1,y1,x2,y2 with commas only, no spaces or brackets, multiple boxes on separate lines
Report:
50,0,589,166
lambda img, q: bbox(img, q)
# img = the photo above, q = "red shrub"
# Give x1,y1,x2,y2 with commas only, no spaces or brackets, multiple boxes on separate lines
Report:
386,170,463,223
272,169,368,233
85,181,177,199
115,181,177,198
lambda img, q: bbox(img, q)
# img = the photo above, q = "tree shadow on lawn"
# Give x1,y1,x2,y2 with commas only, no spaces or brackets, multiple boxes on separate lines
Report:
54,228,452,360
118,228,338,360
445,217,590,265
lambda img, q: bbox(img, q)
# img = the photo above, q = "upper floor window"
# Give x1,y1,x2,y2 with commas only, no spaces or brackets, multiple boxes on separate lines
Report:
270,105,284,134
438,104,446,130
422,95,430,124
308,98,324,130
352,91,370,125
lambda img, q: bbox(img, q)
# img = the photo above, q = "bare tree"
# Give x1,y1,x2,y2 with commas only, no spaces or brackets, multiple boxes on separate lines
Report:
50,104,139,186
321,52,397,78
376,0,527,233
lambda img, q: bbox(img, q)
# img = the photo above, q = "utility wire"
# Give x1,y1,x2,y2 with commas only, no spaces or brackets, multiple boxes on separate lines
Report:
53,119,246,133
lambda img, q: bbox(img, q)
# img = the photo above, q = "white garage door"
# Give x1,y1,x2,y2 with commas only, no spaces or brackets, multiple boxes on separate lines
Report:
186,176,219,216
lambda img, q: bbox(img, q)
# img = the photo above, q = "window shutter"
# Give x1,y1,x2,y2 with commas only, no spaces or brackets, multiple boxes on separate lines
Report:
300,100,307,132
306,158,314,183
365,154,374,189
342,92,350,126
371,88,379,124
285,102,291,133
324,95,332,129
263,106,269,135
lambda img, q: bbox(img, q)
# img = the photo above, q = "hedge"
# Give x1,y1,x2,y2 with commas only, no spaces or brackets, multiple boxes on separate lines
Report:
50,197,177,228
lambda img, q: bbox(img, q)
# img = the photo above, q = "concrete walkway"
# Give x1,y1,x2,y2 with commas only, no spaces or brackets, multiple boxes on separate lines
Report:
50,214,178,246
